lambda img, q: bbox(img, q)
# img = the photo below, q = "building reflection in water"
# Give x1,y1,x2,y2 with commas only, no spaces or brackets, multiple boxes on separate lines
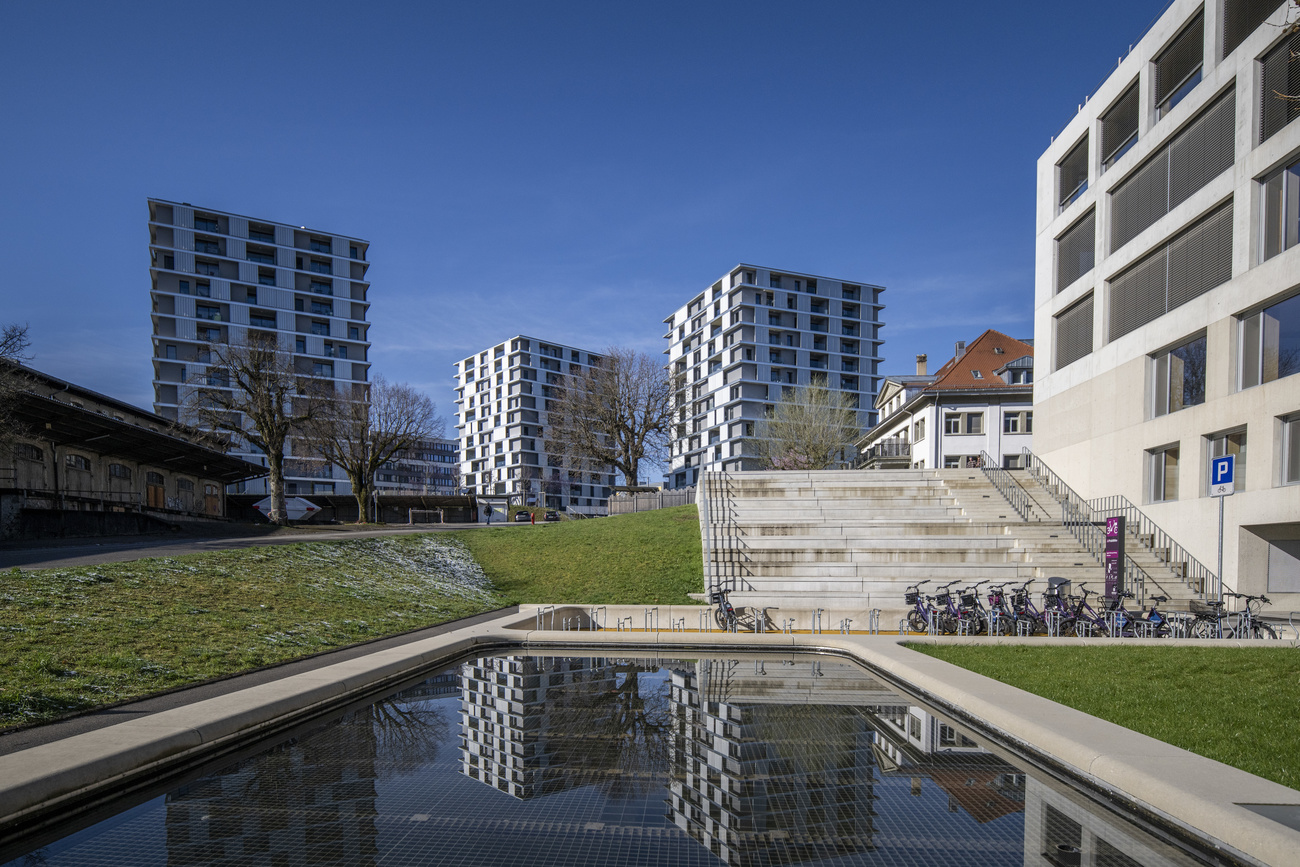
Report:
161,673,455,867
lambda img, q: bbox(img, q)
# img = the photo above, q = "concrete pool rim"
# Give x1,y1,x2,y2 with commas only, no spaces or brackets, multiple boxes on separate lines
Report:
0,605,1296,867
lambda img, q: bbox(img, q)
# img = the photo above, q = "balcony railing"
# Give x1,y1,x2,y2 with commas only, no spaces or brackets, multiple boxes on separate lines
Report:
246,252,275,265
248,230,275,243
194,241,221,255
309,261,332,275
865,438,910,461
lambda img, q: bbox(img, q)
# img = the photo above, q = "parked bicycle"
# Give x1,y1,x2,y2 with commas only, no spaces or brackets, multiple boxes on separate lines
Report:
985,583,1016,636
905,580,932,633
1193,593,1278,639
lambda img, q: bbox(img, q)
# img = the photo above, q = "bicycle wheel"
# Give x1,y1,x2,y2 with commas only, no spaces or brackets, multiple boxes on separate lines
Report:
713,607,731,630
939,613,958,635
1252,622,1278,640
1190,618,1216,639
907,611,928,633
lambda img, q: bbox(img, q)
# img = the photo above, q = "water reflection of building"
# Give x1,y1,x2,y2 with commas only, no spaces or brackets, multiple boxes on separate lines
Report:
865,704,1025,824
163,712,380,866
459,655,621,799
1024,776,1193,867
666,659,880,866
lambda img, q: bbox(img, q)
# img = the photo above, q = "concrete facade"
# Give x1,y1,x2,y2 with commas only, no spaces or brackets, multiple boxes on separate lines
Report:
373,435,459,495
453,335,614,514
148,199,372,497
860,330,1035,470
663,264,884,488
1033,0,1300,605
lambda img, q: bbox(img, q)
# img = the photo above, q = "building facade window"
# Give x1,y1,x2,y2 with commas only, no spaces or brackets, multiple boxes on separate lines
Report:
1155,11,1203,118
108,463,131,480
1225,0,1287,57
16,443,42,462
1054,293,1094,370
943,412,983,434
1239,292,1300,388
1283,412,1300,485
1206,429,1247,493
65,454,91,471
913,418,925,441
1151,334,1207,416
1056,209,1095,292
1058,135,1089,211
1261,28,1300,143
1148,444,1180,502
1260,156,1300,261
1101,81,1139,169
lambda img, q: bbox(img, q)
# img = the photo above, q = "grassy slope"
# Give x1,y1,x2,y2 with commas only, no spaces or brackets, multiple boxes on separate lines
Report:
911,644,1300,790
450,505,703,605
0,535,499,729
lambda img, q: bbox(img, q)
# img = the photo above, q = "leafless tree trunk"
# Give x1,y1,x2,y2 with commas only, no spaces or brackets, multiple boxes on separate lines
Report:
544,347,679,486
301,376,443,522
0,324,32,456
753,383,862,470
181,333,325,525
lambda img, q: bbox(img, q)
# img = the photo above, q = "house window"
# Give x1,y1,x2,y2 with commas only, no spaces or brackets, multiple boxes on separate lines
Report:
250,311,277,328
1057,135,1089,211
1225,0,1286,57
1155,11,1203,118
350,245,360,259
310,300,333,316
1207,429,1247,493
349,326,360,340
178,280,190,295
309,280,332,295
295,337,306,353
944,414,961,435
1004,414,1021,434
1151,334,1207,416
769,274,782,288
313,361,334,377
338,345,348,359
309,259,332,275
943,456,962,468
194,215,218,232
313,482,335,494
1283,413,1300,485
1239,292,1300,388
197,327,220,342
1260,156,1300,261
914,418,926,441
1148,444,1180,502
16,443,42,462
310,238,332,253
249,226,274,243
163,254,174,270
258,270,276,286
196,304,221,321
1261,29,1300,142
165,345,177,360
1056,209,1095,292
1100,81,1139,169
65,454,91,472
311,320,330,336
109,463,132,480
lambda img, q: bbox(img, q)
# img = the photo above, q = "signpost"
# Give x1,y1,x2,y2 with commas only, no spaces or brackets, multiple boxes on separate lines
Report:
1104,516,1125,599
1209,454,1234,602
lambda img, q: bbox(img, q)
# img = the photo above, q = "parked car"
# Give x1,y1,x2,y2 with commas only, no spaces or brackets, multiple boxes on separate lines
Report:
513,511,531,522
544,510,560,522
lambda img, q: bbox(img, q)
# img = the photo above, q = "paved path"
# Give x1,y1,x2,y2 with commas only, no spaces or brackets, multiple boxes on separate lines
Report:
0,522,529,570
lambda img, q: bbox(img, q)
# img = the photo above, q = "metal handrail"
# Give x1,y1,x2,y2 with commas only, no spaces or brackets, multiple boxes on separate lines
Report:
1087,493,1216,597
1021,448,1199,602
698,470,714,595
978,451,1033,521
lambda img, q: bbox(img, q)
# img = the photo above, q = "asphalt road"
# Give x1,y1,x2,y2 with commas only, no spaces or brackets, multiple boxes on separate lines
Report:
0,522,528,570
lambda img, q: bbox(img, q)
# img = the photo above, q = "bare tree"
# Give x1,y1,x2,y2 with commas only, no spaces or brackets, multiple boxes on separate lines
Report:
544,347,678,486
0,324,32,455
301,376,443,522
182,333,324,525
753,383,862,470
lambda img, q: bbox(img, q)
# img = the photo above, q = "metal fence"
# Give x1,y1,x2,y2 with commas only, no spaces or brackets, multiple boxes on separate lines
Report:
607,487,696,515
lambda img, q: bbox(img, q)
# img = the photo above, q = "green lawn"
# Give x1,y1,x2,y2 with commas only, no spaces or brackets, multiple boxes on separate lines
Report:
0,535,500,729
450,505,703,605
910,644,1300,790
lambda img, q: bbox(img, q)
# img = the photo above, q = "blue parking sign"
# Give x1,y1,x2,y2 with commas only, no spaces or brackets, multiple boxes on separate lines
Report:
1210,455,1234,497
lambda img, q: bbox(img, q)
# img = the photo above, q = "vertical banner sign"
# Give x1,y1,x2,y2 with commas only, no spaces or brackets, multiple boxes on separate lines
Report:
1104,516,1125,598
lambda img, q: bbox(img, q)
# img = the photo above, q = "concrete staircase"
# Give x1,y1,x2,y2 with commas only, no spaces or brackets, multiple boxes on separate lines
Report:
700,469,1203,625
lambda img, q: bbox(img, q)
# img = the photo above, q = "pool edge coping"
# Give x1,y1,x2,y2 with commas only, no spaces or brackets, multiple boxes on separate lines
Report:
0,604,1295,867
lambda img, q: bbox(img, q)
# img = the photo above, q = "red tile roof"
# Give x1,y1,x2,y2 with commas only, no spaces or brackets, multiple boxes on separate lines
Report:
925,330,1034,392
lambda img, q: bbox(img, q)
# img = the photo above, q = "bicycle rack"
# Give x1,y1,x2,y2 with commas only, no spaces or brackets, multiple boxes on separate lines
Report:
754,660,766,675
589,606,606,631
699,609,711,632
616,615,633,632
644,607,659,632
813,608,825,635
671,617,685,632
1045,610,1062,638
1104,611,1121,637
1167,613,1191,638
536,606,556,631
782,618,795,634
810,661,823,677
956,617,972,637
898,618,910,635
927,605,940,636
868,609,881,635
758,607,774,634
1016,618,1031,637
839,618,853,634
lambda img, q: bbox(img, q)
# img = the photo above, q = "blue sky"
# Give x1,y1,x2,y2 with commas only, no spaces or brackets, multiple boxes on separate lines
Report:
0,0,1166,423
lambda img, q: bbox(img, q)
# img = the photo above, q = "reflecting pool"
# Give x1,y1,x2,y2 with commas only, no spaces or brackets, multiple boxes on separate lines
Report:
4,653,1218,866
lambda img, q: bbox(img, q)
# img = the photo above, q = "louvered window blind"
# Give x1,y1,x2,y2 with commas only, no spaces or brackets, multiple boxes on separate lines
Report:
1110,89,1234,251
1261,30,1300,143
1101,82,1139,168
1055,294,1094,370
1058,136,1089,210
1224,0,1284,56
1156,12,1204,113
1056,209,1096,292
1109,201,1233,341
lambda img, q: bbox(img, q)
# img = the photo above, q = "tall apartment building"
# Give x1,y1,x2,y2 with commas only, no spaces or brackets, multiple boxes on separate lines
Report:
1034,0,1300,602
373,435,460,495
148,199,371,496
453,335,614,513
663,264,884,488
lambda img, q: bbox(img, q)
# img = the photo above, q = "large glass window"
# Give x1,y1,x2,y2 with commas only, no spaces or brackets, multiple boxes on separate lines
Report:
1155,11,1203,118
1148,444,1180,502
1261,157,1300,261
1283,413,1300,485
1057,136,1089,211
1207,429,1247,493
1260,29,1300,142
1239,293,1300,388
1101,81,1139,169
1151,334,1207,416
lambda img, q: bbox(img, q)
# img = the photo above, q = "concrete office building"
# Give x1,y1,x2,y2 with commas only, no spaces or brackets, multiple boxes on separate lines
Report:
1034,0,1300,603
663,264,884,488
859,330,1035,470
148,199,371,496
453,335,614,514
